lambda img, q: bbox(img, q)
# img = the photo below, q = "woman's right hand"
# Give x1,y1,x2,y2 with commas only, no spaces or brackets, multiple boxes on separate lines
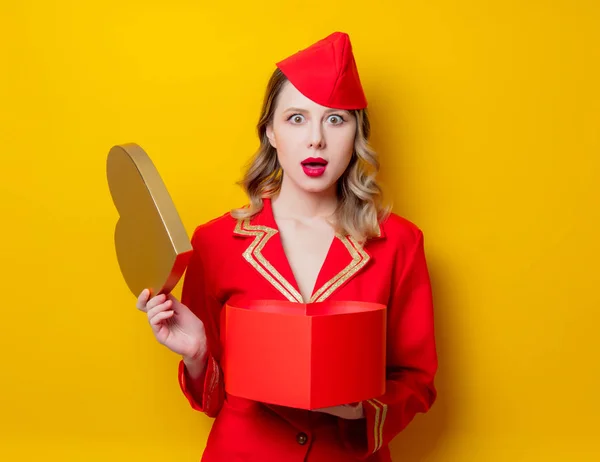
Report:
136,289,207,362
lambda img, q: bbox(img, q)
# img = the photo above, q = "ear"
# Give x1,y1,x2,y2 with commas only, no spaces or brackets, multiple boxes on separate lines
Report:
266,123,277,149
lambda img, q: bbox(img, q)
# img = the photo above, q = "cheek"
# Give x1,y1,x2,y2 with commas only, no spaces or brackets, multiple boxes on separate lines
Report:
329,130,355,167
274,126,303,159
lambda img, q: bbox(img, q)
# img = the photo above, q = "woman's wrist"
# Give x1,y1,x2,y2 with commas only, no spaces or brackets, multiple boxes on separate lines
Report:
312,402,365,420
183,349,208,379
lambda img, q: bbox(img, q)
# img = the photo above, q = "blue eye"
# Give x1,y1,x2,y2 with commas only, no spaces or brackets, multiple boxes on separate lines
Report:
288,114,305,124
328,114,344,125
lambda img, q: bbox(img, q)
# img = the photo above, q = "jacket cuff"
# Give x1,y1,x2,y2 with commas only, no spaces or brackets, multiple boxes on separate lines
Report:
177,354,219,413
338,399,388,458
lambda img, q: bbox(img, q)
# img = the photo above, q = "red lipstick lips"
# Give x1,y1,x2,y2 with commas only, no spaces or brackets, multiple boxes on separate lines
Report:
301,157,328,178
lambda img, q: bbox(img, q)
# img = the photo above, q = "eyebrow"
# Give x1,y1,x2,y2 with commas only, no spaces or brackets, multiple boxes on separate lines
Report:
283,107,351,115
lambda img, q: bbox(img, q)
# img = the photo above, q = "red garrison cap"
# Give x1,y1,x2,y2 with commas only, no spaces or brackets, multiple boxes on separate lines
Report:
275,31,367,110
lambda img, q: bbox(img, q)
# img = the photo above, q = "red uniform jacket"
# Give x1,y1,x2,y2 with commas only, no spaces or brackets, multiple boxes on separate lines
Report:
177,198,438,461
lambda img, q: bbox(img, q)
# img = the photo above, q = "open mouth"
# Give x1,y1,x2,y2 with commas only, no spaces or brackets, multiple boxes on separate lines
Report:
301,157,328,167
301,157,328,177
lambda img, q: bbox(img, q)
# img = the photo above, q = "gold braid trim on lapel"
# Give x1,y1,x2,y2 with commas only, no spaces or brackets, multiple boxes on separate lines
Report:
310,235,370,303
235,219,372,304
235,218,303,303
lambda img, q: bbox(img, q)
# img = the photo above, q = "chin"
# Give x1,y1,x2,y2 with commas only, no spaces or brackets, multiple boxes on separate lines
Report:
298,179,336,194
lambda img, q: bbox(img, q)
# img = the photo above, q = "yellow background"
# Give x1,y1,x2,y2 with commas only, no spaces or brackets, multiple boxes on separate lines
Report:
1,1,598,460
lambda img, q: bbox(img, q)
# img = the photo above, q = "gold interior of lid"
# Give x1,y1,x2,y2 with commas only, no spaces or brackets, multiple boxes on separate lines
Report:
107,143,192,297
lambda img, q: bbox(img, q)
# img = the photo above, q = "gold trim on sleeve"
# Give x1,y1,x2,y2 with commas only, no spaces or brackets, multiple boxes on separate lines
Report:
370,398,388,452
208,355,219,394
366,399,383,452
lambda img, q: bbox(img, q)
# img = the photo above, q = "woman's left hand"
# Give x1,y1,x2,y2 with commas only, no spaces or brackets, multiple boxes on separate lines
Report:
312,403,364,420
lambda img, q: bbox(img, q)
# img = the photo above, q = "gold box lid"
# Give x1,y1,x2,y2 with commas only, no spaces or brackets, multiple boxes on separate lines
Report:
107,143,192,297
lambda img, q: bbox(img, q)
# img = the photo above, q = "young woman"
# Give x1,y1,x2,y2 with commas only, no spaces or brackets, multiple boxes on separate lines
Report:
137,32,438,461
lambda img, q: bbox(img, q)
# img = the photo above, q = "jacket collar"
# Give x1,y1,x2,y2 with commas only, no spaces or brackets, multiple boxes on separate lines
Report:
233,197,383,303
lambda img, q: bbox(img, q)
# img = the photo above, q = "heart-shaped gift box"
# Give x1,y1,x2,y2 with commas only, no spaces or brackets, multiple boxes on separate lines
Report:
223,300,386,410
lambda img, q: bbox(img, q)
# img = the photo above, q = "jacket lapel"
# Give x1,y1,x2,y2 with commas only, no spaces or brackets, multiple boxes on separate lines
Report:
233,199,303,302
309,233,371,302
233,197,384,303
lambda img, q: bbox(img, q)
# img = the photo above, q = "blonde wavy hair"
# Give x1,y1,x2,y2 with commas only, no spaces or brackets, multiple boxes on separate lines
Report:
231,68,390,242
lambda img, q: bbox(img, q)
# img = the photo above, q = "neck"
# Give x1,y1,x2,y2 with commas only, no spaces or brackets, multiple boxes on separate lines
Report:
271,175,338,219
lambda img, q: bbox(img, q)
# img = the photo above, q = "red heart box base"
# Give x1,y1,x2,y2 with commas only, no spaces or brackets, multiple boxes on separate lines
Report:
223,299,386,410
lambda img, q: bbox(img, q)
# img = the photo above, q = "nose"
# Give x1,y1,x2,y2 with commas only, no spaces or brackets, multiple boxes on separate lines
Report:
308,123,325,150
